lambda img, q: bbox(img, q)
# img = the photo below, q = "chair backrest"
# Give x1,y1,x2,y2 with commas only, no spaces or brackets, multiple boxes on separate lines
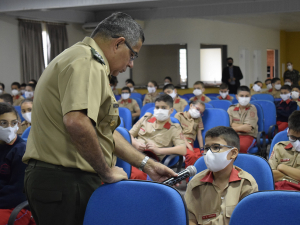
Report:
182,93,194,100
83,180,188,225
144,107,177,117
269,130,288,159
209,96,218,100
140,103,155,118
14,106,25,122
130,92,143,100
250,100,276,133
250,103,264,132
252,93,274,102
119,107,132,130
115,127,132,178
274,98,282,102
115,95,121,101
130,97,143,109
205,93,219,98
208,100,232,111
229,191,300,225
192,154,274,191
118,117,124,128
170,117,180,124
21,126,31,139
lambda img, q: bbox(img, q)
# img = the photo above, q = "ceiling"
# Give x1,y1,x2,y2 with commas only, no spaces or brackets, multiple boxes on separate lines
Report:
2,0,300,31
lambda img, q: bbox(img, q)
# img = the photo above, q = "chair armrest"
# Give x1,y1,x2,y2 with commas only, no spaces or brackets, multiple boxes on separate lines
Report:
163,155,184,173
8,201,29,225
256,131,267,158
268,125,278,141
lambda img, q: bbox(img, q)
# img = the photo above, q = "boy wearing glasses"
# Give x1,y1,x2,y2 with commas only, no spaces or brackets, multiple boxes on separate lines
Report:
185,126,258,225
269,111,300,191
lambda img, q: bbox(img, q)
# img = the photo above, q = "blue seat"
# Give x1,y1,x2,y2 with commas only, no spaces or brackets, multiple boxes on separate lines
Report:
115,95,121,101
232,98,238,104
130,92,143,100
118,117,124,128
205,93,219,98
182,93,194,100
274,98,282,102
143,107,177,117
115,127,132,178
208,100,232,111
141,94,146,101
229,191,300,225
252,93,274,102
14,106,25,122
191,154,274,191
139,103,155,119
170,117,180,124
209,96,218,100
83,180,188,225
130,97,142,109
21,126,31,142
119,107,132,130
269,130,288,159
229,94,236,99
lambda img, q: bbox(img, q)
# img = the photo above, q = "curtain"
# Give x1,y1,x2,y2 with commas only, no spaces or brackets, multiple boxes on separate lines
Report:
47,23,69,62
19,20,45,83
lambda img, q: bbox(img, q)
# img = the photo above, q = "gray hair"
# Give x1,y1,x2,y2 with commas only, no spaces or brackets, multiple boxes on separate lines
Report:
91,12,145,46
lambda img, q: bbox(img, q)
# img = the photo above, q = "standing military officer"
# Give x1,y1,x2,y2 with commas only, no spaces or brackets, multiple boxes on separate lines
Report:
22,12,177,225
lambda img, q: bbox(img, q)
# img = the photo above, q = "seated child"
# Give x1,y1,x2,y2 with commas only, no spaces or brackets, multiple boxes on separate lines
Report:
163,84,188,112
269,111,300,191
275,85,297,132
251,81,263,95
110,76,119,95
118,87,141,120
20,83,27,96
126,79,137,93
265,78,272,90
227,86,258,153
175,100,205,167
185,126,258,225
143,80,159,105
164,76,172,85
0,83,5,95
25,83,35,100
130,94,186,179
17,99,33,135
267,78,281,98
291,85,300,107
11,82,24,106
0,103,35,225
284,78,293,86
217,83,233,101
189,81,211,103
0,94,13,105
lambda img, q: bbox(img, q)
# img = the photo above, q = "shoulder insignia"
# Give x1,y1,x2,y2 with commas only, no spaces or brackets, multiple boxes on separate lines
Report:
91,47,105,65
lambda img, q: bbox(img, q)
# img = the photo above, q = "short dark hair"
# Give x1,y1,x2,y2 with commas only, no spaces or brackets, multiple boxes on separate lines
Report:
190,100,205,110
155,94,173,108
237,85,250,94
205,126,240,151
194,81,204,87
11,82,21,88
288,111,300,132
220,83,228,89
26,83,36,91
280,85,292,92
127,80,135,86
254,81,262,85
0,83,5,90
149,80,158,88
121,86,131,93
265,78,271,83
29,79,37,85
0,94,13,105
20,99,33,106
291,85,300,91
110,76,118,85
91,12,145,46
271,78,280,84
164,76,172,82
21,83,27,88
163,84,175,91
0,102,18,118
284,78,292,82
227,57,233,61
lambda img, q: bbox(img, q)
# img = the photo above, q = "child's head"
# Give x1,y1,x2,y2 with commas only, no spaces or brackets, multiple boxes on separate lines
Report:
126,80,135,92
25,84,35,99
11,82,21,96
280,85,291,101
236,86,251,106
193,81,205,97
125,78,133,85
189,100,205,119
219,83,229,93
0,83,5,94
163,84,177,99
288,111,300,150
121,87,131,100
0,103,19,144
203,126,239,172
252,81,263,92
154,94,173,121
29,79,37,86
287,62,293,71
272,78,281,90
291,85,300,99
147,80,158,93
265,78,272,85
0,94,13,105
21,99,33,123
110,76,118,87
20,83,27,94
164,76,172,85
284,78,293,86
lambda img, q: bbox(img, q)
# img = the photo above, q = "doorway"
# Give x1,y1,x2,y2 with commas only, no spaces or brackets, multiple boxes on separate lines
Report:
267,49,279,78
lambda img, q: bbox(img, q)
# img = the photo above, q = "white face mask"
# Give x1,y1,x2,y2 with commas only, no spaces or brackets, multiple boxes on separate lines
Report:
275,84,282,90
219,91,228,99
168,90,177,99
204,148,233,172
121,93,130,100
280,93,291,101
21,90,26,94
0,90,3,94
147,87,156,94
153,109,170,121
252,84,262,92
111,86,114,90
11,89,19,96
22,112,32,123
285,82,292,86
189,108,200,118
267,83,272,89
25,91,34,99
164,82,169,86
193,89,202,96
129,87,134,92
238,97,251,106
0,124,18,143
289,138,300,152
291,91,300,99
288,65,293,71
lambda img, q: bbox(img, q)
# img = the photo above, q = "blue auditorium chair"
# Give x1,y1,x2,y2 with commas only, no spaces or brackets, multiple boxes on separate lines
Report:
130,92,143,100
208,100,232,111
114,95,121,101
83,180,188,225
115,127,132,178
14,106,25,122
252,93,274,102
139,103,155,118
229,94,237,99
205,93,219,98
119,107,132,131
130,97,143,109
191,154,274,191
229,191,300,225
274,98,282,102
268,130,288,159
209,96,218,100
21,126,31,142
182,93,194,100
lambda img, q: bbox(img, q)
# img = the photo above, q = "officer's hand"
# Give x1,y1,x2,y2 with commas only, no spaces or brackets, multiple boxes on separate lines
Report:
143,160,178,182
102,166,128,184
146,143,160,154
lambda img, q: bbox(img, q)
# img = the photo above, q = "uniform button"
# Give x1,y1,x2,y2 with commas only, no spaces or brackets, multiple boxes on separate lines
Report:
110,121,115,126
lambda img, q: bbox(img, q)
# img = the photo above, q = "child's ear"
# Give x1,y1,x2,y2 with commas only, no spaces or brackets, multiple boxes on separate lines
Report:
175,89,177,94
230,148,239,160
202,87,205,92
169,108,174,115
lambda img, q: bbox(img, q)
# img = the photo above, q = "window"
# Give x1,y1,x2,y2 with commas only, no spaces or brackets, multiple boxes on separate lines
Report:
179,49,187,83
41,23,50,67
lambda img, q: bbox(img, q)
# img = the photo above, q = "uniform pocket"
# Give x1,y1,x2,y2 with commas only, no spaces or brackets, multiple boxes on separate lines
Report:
32,188,62,203
225,205,236,218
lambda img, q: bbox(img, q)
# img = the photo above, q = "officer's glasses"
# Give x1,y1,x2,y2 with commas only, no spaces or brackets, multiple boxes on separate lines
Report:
288,135,300,142
201,144,235,154
0,120,19,128
111,35,138,61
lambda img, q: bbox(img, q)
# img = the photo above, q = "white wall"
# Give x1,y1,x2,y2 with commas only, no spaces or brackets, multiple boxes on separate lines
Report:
142,18,280,87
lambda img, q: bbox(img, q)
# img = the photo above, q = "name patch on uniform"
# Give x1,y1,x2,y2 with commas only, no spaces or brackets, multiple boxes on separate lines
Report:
233,118,240,121
140,128,145,132
113,104,119,108
250,111,256,117
182,124,189,127
281,158,290,162
202,214,216,220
